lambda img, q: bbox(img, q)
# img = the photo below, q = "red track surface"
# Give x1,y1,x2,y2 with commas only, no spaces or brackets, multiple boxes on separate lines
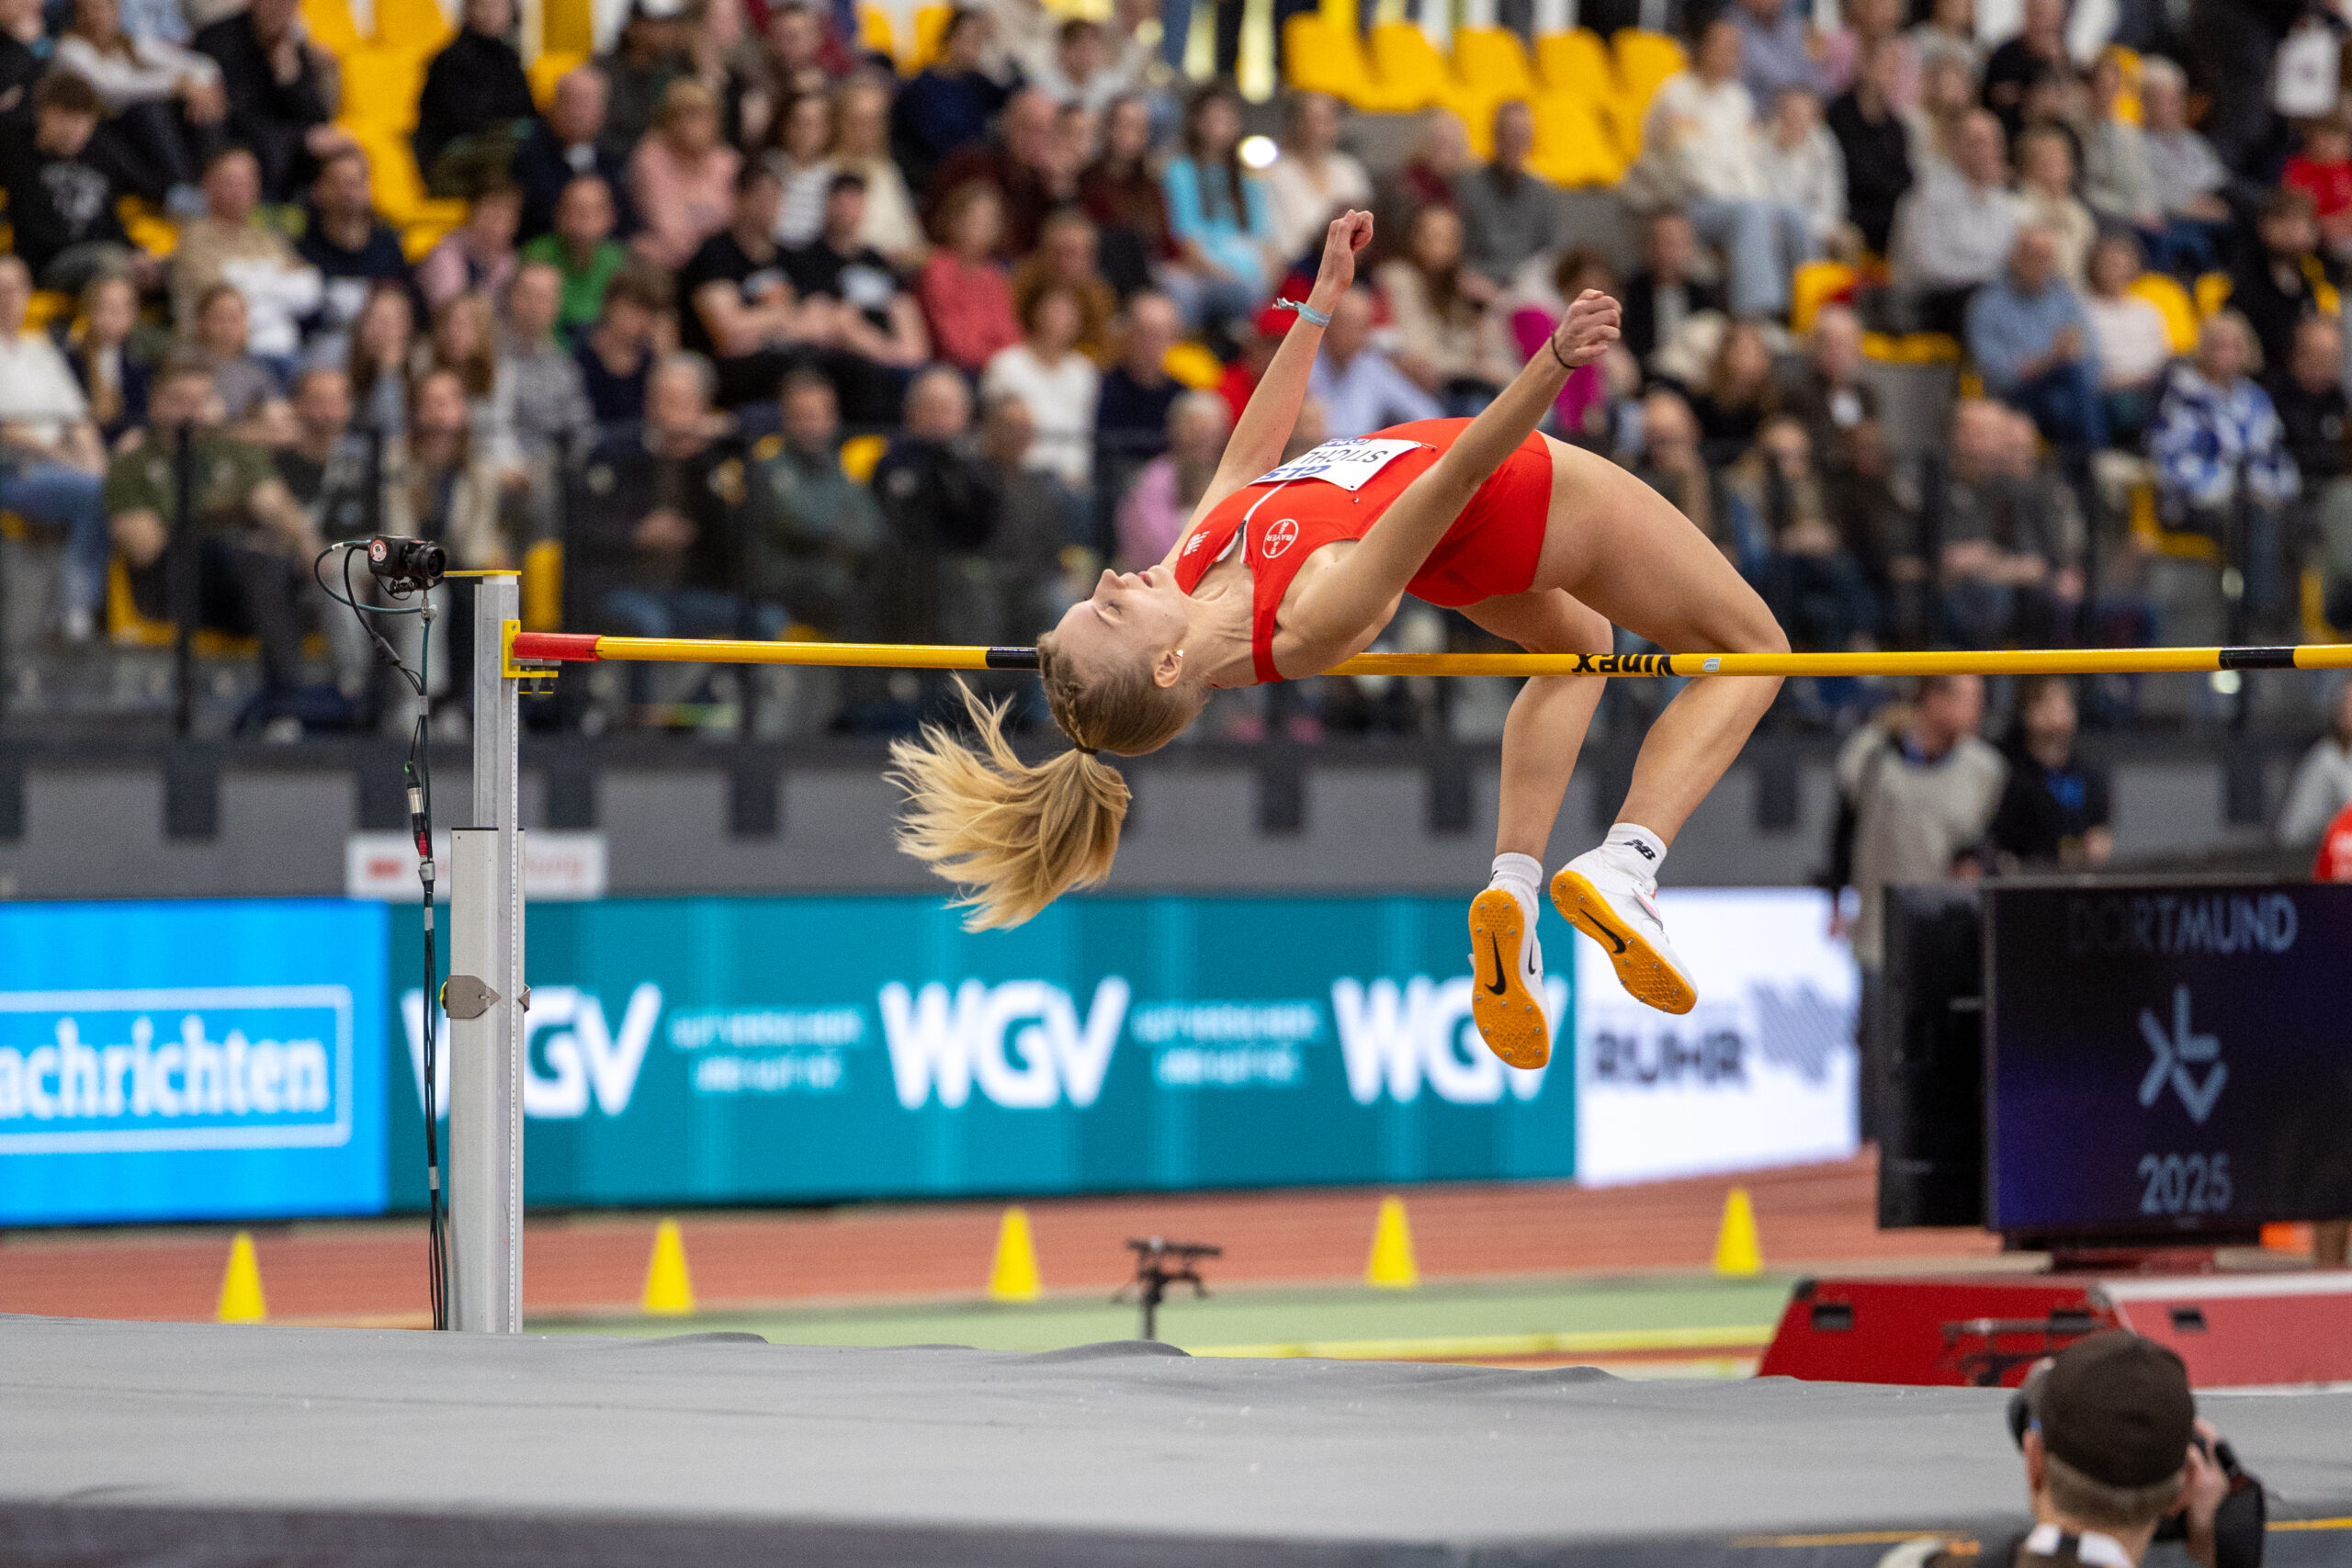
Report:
0,1154,1998,1325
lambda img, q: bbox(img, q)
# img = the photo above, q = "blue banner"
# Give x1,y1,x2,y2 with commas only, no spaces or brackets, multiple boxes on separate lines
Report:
388,895,1576,1208
0,899,390,1224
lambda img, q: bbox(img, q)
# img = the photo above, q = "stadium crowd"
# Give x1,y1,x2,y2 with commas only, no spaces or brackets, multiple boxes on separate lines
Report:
1,0,2350,761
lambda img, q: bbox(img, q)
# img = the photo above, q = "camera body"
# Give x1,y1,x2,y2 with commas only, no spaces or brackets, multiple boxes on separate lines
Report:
368,536,447,593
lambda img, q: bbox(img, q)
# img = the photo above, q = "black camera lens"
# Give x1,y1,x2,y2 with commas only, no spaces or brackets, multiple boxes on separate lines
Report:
368,536,447,592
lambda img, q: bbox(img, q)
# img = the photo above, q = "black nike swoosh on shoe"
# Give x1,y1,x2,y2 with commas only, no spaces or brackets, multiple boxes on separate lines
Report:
1587,914,1630,955
1485,932,1510,996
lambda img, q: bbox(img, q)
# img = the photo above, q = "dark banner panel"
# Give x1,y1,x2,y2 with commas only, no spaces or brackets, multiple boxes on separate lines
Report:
1987,883,2352,1235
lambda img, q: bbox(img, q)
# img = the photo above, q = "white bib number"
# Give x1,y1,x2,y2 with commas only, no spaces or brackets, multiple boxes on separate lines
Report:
1252,437,1422,492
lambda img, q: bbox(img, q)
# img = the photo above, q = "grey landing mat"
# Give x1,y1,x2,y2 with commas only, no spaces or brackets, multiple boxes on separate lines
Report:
2,1314,2349,1568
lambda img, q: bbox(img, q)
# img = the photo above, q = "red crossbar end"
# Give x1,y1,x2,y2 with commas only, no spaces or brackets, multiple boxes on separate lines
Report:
510,632,604,662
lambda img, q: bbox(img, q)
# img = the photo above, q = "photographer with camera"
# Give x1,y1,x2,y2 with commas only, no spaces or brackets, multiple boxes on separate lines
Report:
1884,1332,2262,1568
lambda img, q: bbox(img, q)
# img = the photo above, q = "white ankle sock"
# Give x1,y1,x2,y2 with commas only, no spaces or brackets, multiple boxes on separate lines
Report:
1595,824,1668,886
1489,852,1543,910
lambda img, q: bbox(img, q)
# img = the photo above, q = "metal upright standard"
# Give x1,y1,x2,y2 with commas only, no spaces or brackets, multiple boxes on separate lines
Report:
448,572,526,1332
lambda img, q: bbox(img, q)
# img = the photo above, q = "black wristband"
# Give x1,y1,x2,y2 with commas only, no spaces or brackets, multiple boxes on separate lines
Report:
1549,333,1575,371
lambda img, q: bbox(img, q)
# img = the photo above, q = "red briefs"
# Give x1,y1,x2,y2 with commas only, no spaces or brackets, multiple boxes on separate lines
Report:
1171,418,1553,684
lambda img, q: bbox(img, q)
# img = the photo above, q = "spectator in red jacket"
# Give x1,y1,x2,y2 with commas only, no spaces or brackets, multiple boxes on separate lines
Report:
916,180,1021,374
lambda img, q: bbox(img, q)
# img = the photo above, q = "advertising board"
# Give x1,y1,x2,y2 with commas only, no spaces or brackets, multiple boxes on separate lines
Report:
1573,887,1860,1186
0,899,389,1224
386,895,1575,1207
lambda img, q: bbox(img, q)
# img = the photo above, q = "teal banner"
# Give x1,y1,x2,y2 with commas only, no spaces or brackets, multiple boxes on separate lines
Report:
388,896,1574,1208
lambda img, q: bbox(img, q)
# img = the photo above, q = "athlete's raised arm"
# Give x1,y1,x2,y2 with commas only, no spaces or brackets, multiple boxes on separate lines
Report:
1287,290,1621,642
1157,210,1374,570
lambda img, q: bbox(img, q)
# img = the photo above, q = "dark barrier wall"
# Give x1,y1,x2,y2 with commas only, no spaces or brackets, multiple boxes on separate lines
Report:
385,895,1575,1210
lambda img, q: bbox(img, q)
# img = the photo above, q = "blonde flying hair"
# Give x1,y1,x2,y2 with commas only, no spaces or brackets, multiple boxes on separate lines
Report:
890,633,1205,929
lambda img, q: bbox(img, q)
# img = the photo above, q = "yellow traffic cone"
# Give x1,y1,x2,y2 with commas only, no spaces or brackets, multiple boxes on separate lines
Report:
1713,1187,1763,1277
988,1206,1042,1302
1365,1195,1419,1289
216,1231,266,1323
641,1218,696,1315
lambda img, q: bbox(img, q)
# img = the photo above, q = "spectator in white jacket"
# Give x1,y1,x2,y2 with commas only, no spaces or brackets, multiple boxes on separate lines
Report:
55,0,223,210
1261,91,1374,268
2279,683,2352,845
1629,17,1816,318
980,282,1102,491
1755,86,1850,255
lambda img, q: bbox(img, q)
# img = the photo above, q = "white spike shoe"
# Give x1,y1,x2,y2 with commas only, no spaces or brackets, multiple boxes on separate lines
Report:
1469,886,1552,1067
1550,850,1698,1015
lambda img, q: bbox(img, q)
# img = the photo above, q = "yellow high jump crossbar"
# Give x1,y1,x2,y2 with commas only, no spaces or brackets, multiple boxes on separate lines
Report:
505,632,2352,680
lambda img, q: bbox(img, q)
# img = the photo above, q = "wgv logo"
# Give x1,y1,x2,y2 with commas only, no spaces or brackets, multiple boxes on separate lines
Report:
0,986,353,1153
403,983,661,1120
878,977,1129,1110
1331,976,1562,1105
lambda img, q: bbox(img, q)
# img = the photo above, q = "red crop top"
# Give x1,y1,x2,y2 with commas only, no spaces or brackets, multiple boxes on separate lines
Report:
1171,418,1553,683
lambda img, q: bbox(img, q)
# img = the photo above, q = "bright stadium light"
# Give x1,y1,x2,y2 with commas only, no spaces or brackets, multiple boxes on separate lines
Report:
1238,134,1278,169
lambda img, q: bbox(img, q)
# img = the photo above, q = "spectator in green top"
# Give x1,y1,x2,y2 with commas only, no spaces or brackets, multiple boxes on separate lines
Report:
104,353,321,704
520,173,628,341
745,369,883,637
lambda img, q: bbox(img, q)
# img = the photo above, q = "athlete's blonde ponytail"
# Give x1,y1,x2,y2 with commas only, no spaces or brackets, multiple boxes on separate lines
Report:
890,633,1204,930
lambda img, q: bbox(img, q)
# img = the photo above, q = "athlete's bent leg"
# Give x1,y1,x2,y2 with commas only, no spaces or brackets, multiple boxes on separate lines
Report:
1547,469,1791,1013
1460,591,1611,1066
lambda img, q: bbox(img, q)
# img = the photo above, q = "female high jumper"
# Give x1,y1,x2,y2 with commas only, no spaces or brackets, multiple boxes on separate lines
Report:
893,210,1790,1070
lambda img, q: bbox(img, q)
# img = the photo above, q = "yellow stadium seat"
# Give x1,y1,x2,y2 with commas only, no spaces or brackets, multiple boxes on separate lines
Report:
2194,270,2232,318
108,557,263,653
858,2,893,58
840,433,888,483
1367,22,1457,116
25,290,70,329
402,218,459,259
118,197,177,256
2128,478,2221,561
338,46,426,131
2105,44,2142,124
1283,15,1359,96
2305,567,2340,638
1536,28,1617,102
909,3,951,71
1453,26,1538,104
1611,28,1685,105
371,0,451,57
1790,259,1858,333
1527,92,1623,186
2128,270,2199,355
523,538,564,630
1164,340,1225,389
300,0,365,56
1284,14,1418,112
542,0,595,59
1860,331,1960,364
528,50,585,111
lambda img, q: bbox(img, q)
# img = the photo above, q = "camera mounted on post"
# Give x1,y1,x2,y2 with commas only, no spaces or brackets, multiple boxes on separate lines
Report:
368,536,447,596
